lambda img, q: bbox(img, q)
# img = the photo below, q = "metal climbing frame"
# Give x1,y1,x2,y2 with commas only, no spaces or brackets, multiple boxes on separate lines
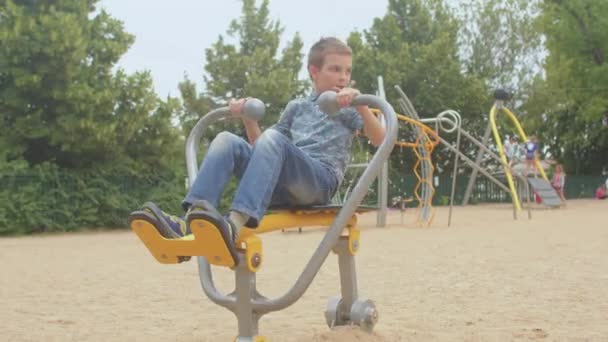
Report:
370,84,440,227
393,86,439,227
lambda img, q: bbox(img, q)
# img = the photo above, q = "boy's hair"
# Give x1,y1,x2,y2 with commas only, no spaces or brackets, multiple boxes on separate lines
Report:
307,37,352,69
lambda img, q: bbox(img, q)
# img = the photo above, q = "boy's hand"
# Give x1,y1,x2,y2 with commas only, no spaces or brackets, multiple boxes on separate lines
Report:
336,87,361,108
229,98,258,125
229,98,247,116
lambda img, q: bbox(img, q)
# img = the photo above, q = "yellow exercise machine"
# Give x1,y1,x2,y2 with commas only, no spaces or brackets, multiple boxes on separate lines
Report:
130,91,398,341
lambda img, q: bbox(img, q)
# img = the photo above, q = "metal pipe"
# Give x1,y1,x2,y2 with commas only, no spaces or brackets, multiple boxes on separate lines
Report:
448,114,462,227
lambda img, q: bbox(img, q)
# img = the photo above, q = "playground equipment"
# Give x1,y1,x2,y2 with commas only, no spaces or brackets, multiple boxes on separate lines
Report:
462,90,562,209
332,76,437,227
333,78,531,228
353,81,534,228
130,91,398,341
392,86,533,224
371,101,440,227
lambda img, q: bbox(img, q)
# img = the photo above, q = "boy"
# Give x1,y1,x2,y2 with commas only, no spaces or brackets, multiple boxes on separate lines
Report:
131,37,385,261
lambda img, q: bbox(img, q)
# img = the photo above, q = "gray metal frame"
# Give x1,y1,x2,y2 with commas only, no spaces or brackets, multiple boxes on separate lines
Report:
462,122,493,206
185,94,398,341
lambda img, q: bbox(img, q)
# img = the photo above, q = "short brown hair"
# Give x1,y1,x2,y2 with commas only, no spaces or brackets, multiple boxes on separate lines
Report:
307,37,352,68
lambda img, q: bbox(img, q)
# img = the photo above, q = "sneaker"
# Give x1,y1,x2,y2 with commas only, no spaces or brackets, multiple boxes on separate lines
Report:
187,200,239,264
223,215,239,244
189,201,238,242
141,202,190,238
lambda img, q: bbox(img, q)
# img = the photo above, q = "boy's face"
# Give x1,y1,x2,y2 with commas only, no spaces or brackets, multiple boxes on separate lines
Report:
308,53,352,94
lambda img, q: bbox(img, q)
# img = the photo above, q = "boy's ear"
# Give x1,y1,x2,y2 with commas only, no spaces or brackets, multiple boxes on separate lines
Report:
308,64,319,80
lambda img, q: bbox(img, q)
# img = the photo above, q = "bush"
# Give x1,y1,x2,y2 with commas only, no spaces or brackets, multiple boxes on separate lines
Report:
0,162,185,235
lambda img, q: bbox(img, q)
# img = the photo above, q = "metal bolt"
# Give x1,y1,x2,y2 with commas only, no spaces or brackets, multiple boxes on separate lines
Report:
251,253,261,268
366,308,378,324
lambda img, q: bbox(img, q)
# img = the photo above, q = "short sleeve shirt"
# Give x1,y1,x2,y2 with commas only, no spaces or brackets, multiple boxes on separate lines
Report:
270,93,364,182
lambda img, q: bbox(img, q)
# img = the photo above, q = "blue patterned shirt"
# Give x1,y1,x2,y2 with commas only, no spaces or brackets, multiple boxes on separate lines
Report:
270,93,364,183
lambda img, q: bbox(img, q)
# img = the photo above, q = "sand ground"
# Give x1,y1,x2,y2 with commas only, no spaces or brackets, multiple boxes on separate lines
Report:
2,199,607,341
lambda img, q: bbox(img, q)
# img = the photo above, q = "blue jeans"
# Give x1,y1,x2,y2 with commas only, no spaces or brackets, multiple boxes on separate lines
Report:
183,129,339,227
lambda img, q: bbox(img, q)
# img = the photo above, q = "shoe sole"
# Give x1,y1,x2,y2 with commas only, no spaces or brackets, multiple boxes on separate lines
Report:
141,202,182,239
187,200,239,267
128,211,191,263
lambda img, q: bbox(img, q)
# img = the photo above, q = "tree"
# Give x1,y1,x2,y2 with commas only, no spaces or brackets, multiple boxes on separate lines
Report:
458,0,544,92
524,0,608,174
198,0,308,131
0,0,182,171
177,75,216,137
347,0,490,175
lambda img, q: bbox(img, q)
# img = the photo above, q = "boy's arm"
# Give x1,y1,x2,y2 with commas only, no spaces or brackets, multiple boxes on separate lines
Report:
337,88,385,146
356,105,385,147
242,118,262,144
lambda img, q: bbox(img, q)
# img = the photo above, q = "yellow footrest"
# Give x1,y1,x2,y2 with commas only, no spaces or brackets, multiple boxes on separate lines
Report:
131,208,363,270
131,217,236,267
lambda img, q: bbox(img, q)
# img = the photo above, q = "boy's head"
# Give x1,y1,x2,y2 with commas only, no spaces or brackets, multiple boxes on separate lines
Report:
307,37,353,94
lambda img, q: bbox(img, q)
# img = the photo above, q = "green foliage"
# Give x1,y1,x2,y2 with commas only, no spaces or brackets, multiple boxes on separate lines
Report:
0,0,182,172
175,0,311,209
458,0,543,90
0,161,185,235
524,0,608,174
199,0,308,130
177,76,217,138
350,0,489,116
347,0,490,174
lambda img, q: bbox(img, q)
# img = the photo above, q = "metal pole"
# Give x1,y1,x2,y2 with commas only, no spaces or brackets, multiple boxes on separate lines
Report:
462,121,492,205
448,120,462,227
376,76,388,227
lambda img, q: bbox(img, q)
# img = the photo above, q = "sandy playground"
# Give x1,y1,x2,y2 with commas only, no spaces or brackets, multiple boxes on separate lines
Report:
2,199,608,341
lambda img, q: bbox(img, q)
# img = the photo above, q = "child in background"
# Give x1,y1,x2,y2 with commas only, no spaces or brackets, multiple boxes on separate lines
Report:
551,164,566,203
524,135,540,178
595,183,607,200
503,135,521,169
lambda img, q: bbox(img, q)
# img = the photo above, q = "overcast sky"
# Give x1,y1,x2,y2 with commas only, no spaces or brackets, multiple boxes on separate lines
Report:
98,0,389,97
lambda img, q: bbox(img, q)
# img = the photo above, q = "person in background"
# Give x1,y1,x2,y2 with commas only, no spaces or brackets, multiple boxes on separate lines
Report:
504,135,521,169
595,183,607,200
551,163,566,204
524,135,540,178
